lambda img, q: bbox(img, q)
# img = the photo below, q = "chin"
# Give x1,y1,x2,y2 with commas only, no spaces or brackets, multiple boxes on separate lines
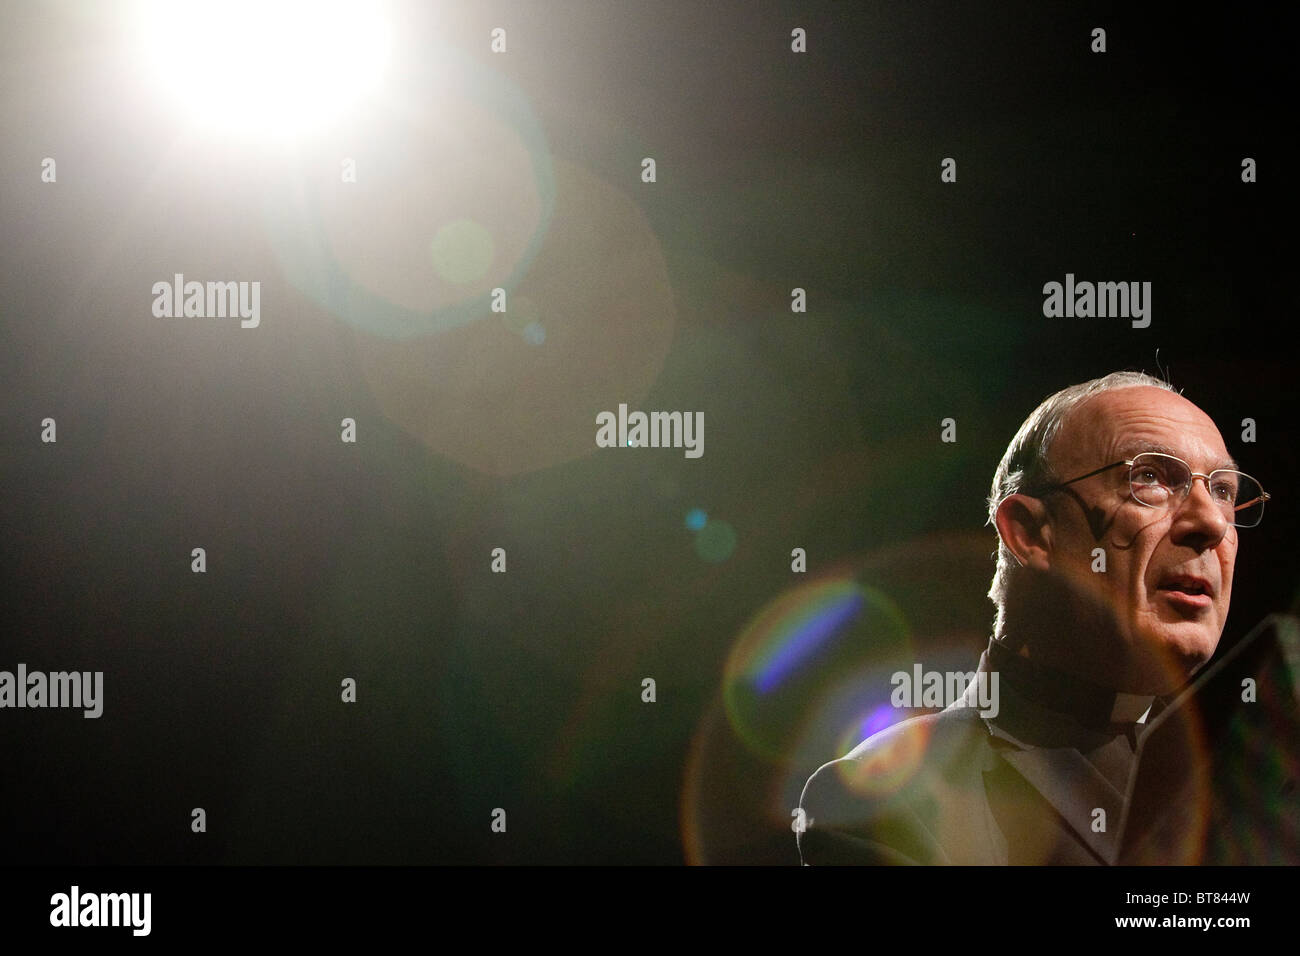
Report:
1139,627,1220,691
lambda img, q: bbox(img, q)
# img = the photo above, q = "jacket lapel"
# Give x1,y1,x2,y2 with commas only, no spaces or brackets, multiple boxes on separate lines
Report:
995,745,1125,864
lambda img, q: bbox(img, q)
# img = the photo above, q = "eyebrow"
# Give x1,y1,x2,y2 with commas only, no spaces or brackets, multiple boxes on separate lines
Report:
1116,439,1239,472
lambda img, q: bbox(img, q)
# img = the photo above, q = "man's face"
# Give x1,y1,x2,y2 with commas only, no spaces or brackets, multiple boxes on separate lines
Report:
1039,386,1237,693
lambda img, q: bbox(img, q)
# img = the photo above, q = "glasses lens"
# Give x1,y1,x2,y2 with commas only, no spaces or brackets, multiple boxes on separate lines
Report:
1216,471,1266,527
1130,454,1267,527
1129,454,1188,506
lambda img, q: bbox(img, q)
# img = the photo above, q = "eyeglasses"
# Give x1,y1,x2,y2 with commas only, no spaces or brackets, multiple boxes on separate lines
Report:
1027,452,1271,528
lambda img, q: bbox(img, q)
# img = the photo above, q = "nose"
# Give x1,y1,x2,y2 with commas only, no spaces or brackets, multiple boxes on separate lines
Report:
1170,474,1231,550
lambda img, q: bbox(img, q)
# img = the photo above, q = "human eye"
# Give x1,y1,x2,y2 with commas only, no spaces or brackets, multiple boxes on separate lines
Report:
1210,476,1238,503
1132,464,1162,485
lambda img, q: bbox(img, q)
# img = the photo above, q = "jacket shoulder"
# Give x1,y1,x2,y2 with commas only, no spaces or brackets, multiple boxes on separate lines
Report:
797,707,992,864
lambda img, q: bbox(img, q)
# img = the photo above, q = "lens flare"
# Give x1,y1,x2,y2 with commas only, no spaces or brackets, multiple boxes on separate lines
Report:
722,577,910,762
260,46,555,340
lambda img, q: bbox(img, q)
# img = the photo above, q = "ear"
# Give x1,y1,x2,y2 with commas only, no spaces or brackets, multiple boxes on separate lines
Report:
994,493,1054,572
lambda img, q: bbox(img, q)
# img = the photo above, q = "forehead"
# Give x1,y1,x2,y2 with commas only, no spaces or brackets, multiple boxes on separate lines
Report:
1052,386,1234,472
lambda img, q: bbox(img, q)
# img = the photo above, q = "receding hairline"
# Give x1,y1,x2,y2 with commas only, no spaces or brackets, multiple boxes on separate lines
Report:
1043,384,1229,474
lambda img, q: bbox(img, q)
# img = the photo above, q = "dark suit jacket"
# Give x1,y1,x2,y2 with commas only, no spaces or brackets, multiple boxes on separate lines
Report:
799,619,1300,865
797,686,1139,865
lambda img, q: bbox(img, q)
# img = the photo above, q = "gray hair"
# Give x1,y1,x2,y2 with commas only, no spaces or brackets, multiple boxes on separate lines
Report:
986,371,1179,632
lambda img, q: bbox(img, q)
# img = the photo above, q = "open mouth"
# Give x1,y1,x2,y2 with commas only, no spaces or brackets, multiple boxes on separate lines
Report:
1159,583,1208,596
1156,576,1213,607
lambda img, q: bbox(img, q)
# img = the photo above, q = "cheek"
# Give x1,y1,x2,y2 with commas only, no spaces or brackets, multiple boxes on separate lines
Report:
1115,531,1160,590
1220,560,1236,602
1218,536,1238,590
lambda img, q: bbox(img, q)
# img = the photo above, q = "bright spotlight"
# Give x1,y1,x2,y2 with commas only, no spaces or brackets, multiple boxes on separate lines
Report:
133,0,392,139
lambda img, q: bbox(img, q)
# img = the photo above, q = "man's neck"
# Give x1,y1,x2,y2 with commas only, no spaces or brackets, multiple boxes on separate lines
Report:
986,637,1155,732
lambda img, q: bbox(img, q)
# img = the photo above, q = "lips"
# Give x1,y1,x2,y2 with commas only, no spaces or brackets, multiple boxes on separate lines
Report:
1156,574,1215,599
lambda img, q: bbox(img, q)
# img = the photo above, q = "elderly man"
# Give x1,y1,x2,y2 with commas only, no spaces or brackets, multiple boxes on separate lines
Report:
797,371,1271,864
